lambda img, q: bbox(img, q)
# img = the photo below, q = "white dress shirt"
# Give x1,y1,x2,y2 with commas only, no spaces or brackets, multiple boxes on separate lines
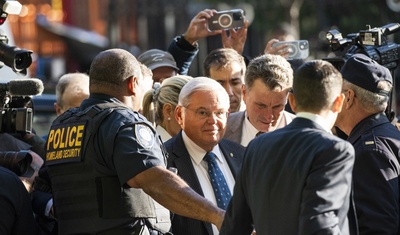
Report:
240,111,291,147
296,112,333,133
181,131,235,235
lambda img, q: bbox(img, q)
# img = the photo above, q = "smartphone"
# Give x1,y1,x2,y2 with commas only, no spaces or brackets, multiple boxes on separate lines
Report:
207,9,245,31
272,40,309,60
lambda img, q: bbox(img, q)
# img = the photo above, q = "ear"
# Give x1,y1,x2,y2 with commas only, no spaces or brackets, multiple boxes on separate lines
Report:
288,93,296,113
343,89,355,110
332,93,345,113
242,84,247,103
54,102,63,116
163,103,173,120
127,76,137,95
175,106,184,127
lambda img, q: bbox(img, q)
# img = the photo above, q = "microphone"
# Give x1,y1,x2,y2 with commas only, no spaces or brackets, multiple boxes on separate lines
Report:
0,78,44,96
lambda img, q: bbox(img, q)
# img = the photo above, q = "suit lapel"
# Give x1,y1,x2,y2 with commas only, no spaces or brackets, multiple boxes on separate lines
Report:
219,139,243,178
171,132,205,197
170,132,215,234
226,111,246,143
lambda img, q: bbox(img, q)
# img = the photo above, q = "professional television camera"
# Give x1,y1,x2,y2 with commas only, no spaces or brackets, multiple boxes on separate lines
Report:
0,0,44,134
326,23,400,70
0,0,32,75
325,23,400,121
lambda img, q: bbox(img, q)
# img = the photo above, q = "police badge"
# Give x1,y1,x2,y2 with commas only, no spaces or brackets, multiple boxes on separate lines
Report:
135,124,155,149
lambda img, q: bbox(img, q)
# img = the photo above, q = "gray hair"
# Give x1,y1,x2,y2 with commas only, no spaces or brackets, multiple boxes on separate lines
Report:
245,54,293,92
55,72,89,107
178,76,229,109
343,79,392,113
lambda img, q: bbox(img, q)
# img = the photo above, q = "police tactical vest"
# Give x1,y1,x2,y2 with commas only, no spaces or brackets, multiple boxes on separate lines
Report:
45,102,171,234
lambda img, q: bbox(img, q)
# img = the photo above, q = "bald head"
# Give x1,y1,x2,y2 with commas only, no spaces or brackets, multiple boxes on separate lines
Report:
55,73,90,115
89,48,142,89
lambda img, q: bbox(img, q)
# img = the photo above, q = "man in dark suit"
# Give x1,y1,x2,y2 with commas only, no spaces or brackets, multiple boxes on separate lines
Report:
220,60,356,234
164,77,245,235
335,53,400,234
223,54,296,147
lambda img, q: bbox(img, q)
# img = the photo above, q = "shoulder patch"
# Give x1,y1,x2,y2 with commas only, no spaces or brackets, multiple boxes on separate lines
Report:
135,124,155,149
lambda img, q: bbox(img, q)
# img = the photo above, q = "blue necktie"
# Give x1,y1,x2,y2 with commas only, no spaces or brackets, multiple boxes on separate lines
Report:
204,152,232,210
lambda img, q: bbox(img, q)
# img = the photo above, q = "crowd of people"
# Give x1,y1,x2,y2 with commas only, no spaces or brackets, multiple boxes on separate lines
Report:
1,8,400,235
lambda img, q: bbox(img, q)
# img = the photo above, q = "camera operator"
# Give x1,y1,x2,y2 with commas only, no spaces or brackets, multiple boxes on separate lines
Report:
0,166,43,235
0,150,43,234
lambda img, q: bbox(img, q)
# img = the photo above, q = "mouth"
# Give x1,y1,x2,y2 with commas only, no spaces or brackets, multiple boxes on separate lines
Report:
204,129,219,134
260,119,272,125
230,100,238,105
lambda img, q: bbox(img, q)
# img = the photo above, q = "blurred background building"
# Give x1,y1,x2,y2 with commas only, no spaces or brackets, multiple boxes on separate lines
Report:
1,0,399,136
2,0,400,93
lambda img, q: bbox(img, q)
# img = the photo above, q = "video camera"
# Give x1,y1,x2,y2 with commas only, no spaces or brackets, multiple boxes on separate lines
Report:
0,150,35,177
326,23,400,70
0,0,32,75
0,0,43,134
325,23,400,121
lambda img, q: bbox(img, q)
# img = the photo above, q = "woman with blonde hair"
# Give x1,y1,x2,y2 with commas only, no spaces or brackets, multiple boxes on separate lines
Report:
142,75,192,142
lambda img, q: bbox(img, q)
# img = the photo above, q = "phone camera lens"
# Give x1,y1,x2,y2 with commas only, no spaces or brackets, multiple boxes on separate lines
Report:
233,12,243,20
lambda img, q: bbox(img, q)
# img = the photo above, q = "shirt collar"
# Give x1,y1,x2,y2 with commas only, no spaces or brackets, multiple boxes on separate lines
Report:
181,131,223,165
243,111,259,135
156,125,172,143
296,112,332,133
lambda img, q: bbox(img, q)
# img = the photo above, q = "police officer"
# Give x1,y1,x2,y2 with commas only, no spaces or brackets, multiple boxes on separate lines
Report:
335,53,400,234
45,48,224,235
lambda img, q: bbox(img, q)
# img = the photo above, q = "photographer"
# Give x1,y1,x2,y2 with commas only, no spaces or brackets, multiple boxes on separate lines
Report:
0,166,42,235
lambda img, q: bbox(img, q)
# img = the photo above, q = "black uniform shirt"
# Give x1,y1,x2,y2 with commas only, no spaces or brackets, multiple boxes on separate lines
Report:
80,93,166,186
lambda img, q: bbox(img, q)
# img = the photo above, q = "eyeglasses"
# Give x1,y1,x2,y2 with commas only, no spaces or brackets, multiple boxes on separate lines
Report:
183,107,228,120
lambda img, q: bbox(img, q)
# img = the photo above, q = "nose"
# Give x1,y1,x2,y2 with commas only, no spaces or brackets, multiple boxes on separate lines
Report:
261,107,274,121
206,113,219,124
224,84,234,96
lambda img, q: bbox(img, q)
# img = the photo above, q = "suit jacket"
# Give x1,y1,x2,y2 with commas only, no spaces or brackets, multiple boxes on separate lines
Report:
164,131,245,235
220,117,357,235
224,110,296,144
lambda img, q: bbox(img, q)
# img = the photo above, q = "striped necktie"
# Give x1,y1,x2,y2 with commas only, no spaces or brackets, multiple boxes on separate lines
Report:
204,152,232,210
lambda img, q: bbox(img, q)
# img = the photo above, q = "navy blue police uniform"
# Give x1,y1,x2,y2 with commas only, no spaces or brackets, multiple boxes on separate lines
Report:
339,53,400,234
45,93,171,235
348,112,400,234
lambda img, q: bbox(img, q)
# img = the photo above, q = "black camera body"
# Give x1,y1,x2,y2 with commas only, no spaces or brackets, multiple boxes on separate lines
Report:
208,9,245,31
0,108,33,133
326,23,400,121
0,0,40,134
326,23,400,70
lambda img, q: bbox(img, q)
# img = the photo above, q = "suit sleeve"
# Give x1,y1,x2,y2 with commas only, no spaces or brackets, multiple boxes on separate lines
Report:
299,141,355,235
353,148,400,234
220,152,254,235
